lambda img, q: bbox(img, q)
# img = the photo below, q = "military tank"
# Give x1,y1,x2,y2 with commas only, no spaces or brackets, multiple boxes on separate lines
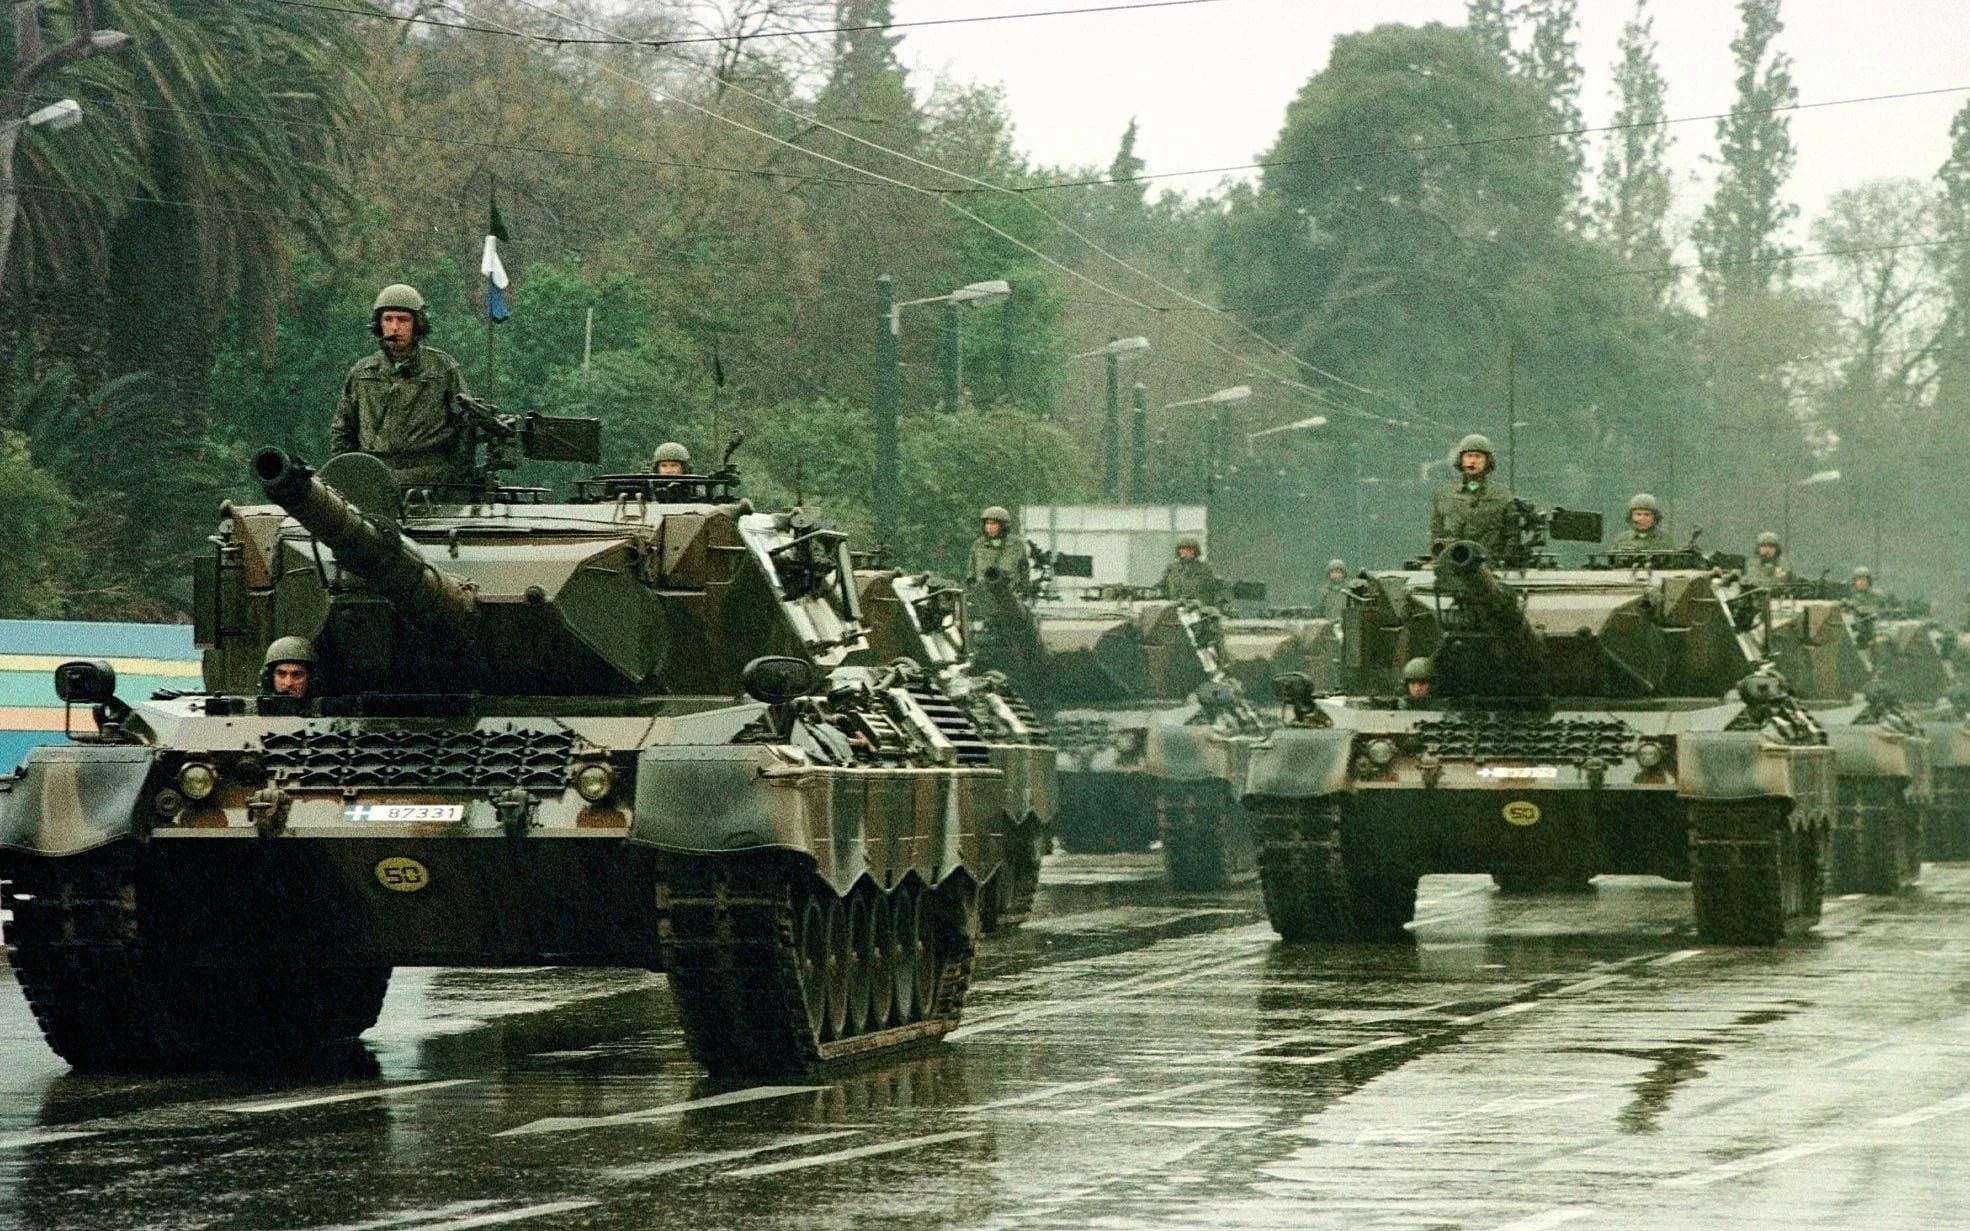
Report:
1865,613,1970,860
1757,592,1932,892
851,568,1055,926
0,435,1010,1078
1243,527,1836,946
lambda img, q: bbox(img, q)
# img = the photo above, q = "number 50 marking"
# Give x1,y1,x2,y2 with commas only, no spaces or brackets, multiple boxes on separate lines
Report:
374,856,431,893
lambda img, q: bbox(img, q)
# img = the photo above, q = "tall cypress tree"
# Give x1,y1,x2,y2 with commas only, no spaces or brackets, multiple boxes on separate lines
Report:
1465,0,1512,59
1593,0,1673,283
1519,0,1585,199
1691,0,1798,306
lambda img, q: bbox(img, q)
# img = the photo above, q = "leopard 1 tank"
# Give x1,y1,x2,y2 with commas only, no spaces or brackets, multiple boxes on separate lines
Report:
0,437,1011,1079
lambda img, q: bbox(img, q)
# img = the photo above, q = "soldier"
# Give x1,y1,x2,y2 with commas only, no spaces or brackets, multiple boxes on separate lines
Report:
1316,559,1351,621
1161,534,1223,605
331,283,475,487
1849,566,1880,614
1400,656,1434,708
1429,433,1518,562
650,442,690,476
1748,531,1791,586
969,505,1030,592
261,636,316,700
1612,493,1667,554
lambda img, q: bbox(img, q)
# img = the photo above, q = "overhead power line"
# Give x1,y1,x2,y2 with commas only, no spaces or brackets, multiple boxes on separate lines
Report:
263,0,1234,47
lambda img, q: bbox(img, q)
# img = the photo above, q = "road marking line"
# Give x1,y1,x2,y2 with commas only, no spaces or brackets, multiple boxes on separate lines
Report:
1875,1090,1970,1128
1448,1001,1541,1027
719,1131,983,1178
1490,1207,1597,1230
1653,948,1705,965
1062,1079,1237,1116
1552,974,1622,996
1658,1141,1835,1188
0,1129,98,1150
1250,1034,1414,1067
399,1201,601,1229
496,1084,828,1137
224,1079,476,1115
966,1078,1123,1110
296,1200,508,1231
947,951,1268,1040
601,1132,861,1180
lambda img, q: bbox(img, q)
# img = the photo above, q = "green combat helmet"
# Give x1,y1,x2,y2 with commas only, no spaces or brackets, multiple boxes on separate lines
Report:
1328,559,1346,574
1630,493,1661,513
1402,656,1434,683
1453,433,1496,469
1757,531,1782,550
1853,566,1872,581
1176,533,1202,553
260,635,316,687
980,505,1012,525
370,283,428,334
650,441,690,472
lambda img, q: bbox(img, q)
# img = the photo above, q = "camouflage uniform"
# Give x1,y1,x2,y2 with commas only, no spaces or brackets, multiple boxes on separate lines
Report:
331,344,474,486
1612,525,1668,553
969,533,1030,591
1429,477,1518,561
1315,559,1350,621
1747,532,1790,585
1162,556,1221,606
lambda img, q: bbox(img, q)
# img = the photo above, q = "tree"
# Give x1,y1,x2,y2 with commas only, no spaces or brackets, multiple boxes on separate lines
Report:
1518,0,1585,199
0,431,75,618
1593,0,1674,286
1691,0,1798,307
1465,0,1512,59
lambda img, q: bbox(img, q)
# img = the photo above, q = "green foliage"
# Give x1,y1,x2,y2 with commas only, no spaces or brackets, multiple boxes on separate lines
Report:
1594,1,1674,283
1692,0,1799,306
0,431,76,618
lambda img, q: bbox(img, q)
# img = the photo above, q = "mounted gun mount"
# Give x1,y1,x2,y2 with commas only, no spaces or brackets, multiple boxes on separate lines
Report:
3,447,1023,1080
1245,553,1836,946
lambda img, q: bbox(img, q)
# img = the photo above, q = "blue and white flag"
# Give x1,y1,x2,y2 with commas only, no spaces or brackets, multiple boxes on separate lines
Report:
482,200,511,323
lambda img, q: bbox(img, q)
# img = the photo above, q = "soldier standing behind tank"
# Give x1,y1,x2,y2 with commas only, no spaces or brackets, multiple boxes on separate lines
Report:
1162,535,1222,605
1748,531,1791,585
969,506,1030,592
1316,559,1351,621
1429,433,1518,562
331,283,475,487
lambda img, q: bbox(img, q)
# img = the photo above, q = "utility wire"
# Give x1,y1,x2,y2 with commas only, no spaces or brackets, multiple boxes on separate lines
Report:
263,0,1233,47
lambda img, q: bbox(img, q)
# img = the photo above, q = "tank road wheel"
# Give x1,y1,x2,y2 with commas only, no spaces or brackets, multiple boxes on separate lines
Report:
1924,769,1970,861
1,850,391,1070
989,816,1046,931
1687,800,1823,945
1254,799,1416,943
655,857,980,1079
1160,782,1230,892
910,884,938,1018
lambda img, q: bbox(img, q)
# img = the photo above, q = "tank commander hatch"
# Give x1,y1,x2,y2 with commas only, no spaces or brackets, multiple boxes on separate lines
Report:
331,283,474,487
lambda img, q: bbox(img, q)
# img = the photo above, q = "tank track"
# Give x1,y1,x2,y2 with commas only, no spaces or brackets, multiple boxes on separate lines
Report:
1157,780,1257,892
655,854,976,1080
1687,799,1825,945
984,816,1046,933
1827,777,1922,894
1252,799,1415,942
1,848,390,1069
1923,766,1970,861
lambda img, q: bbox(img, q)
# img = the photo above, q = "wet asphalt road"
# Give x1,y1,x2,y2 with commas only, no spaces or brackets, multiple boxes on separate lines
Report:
7,858,1970,1230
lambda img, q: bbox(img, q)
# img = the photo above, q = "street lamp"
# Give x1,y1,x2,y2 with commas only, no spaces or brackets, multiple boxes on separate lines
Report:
1782,468,1841,553
1166,384,1253,505
1070,336,1150,500
873,275,1010,545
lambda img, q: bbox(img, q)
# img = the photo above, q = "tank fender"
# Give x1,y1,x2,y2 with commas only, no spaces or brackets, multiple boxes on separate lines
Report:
1146,720,1216,782
1675,733,1836,820
0,745,155,856
1241,727,1353,802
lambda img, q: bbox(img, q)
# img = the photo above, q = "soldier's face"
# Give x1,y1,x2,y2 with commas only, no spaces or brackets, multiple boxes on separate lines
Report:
1406,679,1431,699
656,460,685,476
1630,508,1657,531
378,309,417,356
1178,546,1198,561
1855,577,1871,592
1758,544,1778,559
1329,568,1344,583
982,519,1005,538
1459,451,1488,477
272,663,310,698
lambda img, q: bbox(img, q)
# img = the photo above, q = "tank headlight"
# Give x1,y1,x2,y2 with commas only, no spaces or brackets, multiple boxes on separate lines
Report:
573,762,615,802
1634,741,1665,770
1366,739,1397,766
177,762,218,801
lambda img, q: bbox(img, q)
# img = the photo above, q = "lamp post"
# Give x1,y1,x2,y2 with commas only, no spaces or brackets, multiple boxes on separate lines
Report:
1073,336,1149,501
1165,384,1254,503
1129,382,1148,502
874,275,1010,545
1781,469,1841,555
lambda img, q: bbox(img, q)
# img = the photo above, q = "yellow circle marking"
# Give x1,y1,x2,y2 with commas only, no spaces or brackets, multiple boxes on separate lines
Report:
1502,801,1542,827
374,856,431,893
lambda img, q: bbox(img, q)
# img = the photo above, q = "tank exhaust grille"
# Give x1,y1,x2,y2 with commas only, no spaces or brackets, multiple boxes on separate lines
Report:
259,726,576,790
1415,715,1633,764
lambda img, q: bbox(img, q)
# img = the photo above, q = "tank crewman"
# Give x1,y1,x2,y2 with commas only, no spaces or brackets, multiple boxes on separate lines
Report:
969,505,1031,592
1848,566,1880,614
1612,493,1668,553
1162,534,1223,605
650,441,690,476
262,636,316,700
331,284,475,487
1748,531,1791,585
1316,559,1351,621
1400,656,1435,708
1429,433,1518,562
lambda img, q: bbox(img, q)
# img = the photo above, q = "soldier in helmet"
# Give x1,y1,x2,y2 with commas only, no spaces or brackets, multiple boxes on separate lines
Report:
331,283,475,487
1399,656,1435,708
1429,433,1519,562
261,636,317,701
650,442,690,477
1316,559,1351,621
969,505,1030,592
1612,493,1667,554
1161,534,1222,605
1848,565,1880,615
1748,531,1791,586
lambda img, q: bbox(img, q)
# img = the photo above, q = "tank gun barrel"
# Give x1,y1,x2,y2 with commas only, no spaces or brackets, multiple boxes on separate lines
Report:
253,448,477,630
1430,539,1547,693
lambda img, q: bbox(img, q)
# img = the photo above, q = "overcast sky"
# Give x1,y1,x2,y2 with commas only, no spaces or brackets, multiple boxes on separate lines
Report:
892,0,1970,245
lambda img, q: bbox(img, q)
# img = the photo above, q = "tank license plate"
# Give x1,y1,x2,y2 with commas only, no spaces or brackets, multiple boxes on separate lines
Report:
1476,766,1559,781
345,804,466,822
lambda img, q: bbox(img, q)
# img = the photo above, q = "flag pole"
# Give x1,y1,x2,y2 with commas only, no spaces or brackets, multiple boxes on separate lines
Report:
485,175,497,402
